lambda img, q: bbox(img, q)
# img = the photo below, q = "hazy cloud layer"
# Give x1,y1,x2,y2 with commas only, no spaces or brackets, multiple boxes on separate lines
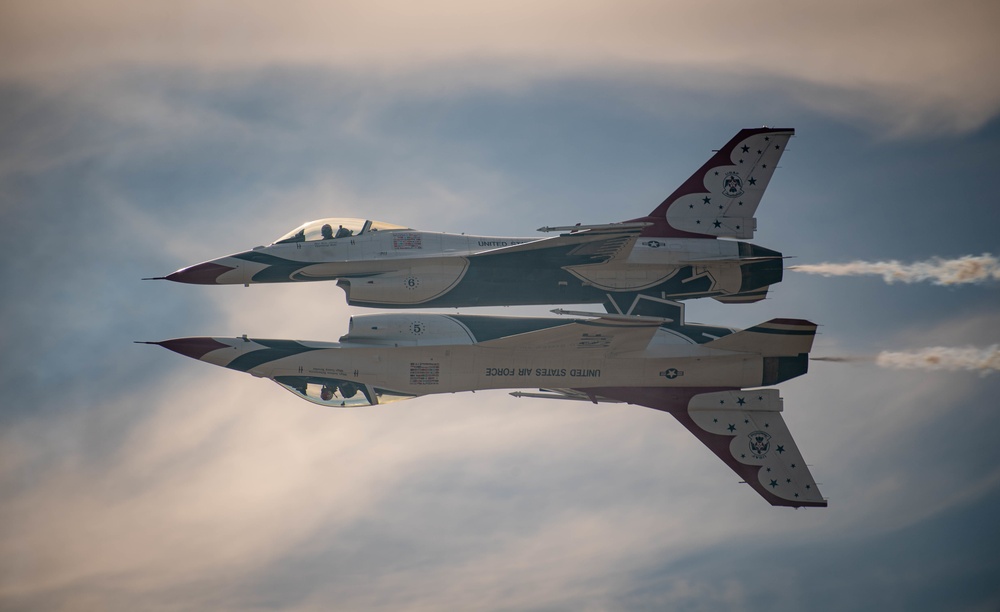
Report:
2,41,999,609
3,0,1000,135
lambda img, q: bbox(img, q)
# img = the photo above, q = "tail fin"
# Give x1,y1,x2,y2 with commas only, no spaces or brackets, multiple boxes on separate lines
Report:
629,127,794,240
706,318,816,356
682,389,827,507
707,318,816,385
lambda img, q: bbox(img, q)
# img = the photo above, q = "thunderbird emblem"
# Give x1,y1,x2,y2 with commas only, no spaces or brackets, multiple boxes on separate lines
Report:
723,172,744,197
748,430,771,459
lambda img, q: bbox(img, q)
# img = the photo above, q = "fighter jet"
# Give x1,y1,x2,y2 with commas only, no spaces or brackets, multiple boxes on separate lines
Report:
141,299,826,507
152,128,793,314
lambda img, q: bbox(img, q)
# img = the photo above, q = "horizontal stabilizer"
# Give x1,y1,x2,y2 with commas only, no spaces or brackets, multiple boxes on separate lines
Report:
713,287,770,304
705,318,816,356
676,389,826,507
479,316,660,353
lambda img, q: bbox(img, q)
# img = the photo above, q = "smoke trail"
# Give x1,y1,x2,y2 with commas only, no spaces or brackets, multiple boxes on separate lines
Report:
812,346,1000,374
789,254,1000,285
875,345,1000,374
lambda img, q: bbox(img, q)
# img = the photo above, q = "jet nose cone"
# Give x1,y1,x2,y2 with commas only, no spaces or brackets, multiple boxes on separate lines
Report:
152,337,231,360
165,262,236,284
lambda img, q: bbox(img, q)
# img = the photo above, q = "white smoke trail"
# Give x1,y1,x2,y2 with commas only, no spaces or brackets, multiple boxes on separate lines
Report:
810,344,1000,376
813,346,1000,375
789,254,1000,285
875,345,1000,375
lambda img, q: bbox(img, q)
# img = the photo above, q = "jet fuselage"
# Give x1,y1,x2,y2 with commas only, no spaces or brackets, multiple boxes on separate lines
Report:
156,128,795,311
147,310,823,507
155,312,810,406
165,224,781,309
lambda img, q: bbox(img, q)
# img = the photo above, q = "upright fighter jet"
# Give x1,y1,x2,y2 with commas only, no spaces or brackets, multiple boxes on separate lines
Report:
141,299,826,508
152,128,793,315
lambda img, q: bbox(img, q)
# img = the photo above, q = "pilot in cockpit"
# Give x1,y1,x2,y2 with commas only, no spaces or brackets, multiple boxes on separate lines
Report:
321,224,334,240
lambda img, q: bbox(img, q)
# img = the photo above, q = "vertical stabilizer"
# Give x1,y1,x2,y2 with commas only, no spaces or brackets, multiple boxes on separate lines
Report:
680,389,827,507
629,128,794,239
704,318,816,356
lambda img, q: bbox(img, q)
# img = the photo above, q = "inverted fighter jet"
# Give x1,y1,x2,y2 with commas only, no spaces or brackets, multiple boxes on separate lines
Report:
152,128,794,314
141,299,826,507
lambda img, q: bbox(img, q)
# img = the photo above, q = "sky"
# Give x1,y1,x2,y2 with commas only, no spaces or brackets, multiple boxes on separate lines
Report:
2,1,999,610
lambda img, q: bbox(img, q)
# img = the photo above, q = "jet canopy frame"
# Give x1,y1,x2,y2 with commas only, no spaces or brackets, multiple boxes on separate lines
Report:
272,218,412,245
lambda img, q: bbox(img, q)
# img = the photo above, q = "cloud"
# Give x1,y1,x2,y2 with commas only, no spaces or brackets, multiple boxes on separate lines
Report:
0,377,405,607
2,0,999,135
0,362,779,609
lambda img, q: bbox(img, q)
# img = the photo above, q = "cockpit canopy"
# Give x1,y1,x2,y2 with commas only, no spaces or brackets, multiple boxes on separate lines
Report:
272,218,412,245
274,376,415,408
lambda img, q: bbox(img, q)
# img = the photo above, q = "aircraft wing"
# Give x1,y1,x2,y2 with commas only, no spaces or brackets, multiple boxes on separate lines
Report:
674,389,826,507
469,226,644,263
510,388,626,403
478,315,661,353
